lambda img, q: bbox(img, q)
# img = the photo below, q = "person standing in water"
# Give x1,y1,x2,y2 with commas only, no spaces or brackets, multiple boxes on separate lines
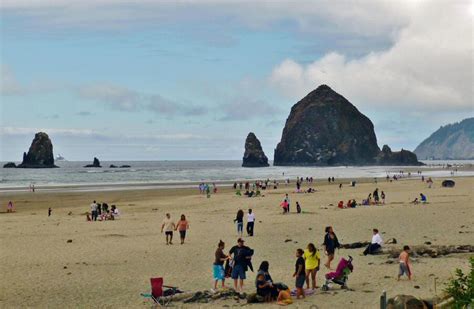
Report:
323,226,340,269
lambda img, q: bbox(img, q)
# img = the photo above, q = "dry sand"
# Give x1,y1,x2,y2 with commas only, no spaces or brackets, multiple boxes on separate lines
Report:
1,177,473,308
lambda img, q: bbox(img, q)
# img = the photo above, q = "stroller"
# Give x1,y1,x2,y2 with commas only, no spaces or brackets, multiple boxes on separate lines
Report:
321,256,353,291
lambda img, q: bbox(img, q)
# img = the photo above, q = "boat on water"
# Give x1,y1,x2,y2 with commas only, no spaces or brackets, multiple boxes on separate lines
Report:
55,154,66,161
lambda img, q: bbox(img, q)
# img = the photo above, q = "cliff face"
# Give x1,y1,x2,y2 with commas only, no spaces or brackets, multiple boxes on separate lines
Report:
274,85,380,166
414,118,474,160
17,132,57,168
242,132,269,167
376,145,423,166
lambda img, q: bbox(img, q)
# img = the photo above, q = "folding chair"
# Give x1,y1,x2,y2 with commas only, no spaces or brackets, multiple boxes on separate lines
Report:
141,277,178,307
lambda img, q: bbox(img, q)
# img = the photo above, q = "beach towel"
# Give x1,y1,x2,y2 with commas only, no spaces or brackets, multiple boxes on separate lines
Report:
290,288,316,296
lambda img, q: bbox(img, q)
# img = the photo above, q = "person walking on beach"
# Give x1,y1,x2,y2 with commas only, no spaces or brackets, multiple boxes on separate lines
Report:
161,213,176,245
229,238,254,294
90,201,98,221
48,207,52,217
213,240,229,290
323,226,340,269
234,209,244,237
304,243,320,290
246,209,255,236
381,191,386,204
363,229,383,255
176,214,189,244
398,246,412,281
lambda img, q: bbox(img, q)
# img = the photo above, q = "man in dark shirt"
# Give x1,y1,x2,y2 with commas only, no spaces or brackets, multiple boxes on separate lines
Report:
229,238,253,293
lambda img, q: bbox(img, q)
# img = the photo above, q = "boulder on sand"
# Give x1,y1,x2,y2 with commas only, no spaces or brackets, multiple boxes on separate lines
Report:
242,132,269,167
17,132,58,168
84,157,101,168
387,294,428,309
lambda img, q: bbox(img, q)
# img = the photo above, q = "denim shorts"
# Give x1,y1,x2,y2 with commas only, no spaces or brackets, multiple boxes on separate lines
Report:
295,275,305,288
231,264,246,280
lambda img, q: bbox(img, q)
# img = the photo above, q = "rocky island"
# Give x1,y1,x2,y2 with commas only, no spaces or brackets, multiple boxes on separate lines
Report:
15,132,58,168
84,157,102,168
242,132,269,167
274,85,421,166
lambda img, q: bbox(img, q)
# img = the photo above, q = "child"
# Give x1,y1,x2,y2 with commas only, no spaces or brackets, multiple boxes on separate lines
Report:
303,243,320,290
293,249,306,299
296,202,301,214
213,240,228,290
276,286,293,306
398,245,412,281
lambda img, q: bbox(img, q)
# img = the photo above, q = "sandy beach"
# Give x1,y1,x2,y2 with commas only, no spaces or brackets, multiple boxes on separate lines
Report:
1,176,473,308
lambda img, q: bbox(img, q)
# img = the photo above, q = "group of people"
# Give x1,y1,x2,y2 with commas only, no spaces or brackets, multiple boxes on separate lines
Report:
280,194,302,214
411,193,427,204
198,183,217,197
211,226,342,304
87,200,119,221
161,213,190,245
234,209,256,237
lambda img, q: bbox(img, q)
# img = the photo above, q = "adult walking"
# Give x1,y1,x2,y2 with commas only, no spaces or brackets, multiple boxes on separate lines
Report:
161,213,176,245
234,209,244,237
229,238,254,293
176,214,190,244
246,209,255,236
323,226,341,269
90,200,98,221
363,228,383,255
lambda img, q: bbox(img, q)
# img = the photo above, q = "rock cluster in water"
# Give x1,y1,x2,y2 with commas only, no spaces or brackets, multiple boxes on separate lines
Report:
16,132,58,168
84,157,101,168
242,132,269,167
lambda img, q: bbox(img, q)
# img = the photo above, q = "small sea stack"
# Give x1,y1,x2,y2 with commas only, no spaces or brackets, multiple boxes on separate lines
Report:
17,132,58,168
84,157,101,168
242,132,269,167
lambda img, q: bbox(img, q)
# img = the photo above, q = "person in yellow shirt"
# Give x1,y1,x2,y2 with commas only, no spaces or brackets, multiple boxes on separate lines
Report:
303,243,321,290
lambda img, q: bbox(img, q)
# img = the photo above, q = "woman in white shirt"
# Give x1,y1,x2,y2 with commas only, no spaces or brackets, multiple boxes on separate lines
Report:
246,209,255,236
363,228,383,255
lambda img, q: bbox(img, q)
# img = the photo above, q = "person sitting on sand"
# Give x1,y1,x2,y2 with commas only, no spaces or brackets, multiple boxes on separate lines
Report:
337,201,344,209
175,214,189,245
350,199,357,208
323,226,340,269
255,261,278,301
161,213,175,245
363,229,383,255
420,193,427,203
213,240,229,290
276,286,293,306
397,245,412,281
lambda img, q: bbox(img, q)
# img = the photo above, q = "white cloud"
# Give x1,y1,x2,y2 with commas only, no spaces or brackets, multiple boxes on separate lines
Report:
0,65,23,95
269,1,473,112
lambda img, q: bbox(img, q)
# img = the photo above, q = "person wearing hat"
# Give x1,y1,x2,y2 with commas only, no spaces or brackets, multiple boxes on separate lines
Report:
229,238,254,293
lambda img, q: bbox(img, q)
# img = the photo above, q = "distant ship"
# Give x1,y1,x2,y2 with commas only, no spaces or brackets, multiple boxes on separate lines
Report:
55,154,66,161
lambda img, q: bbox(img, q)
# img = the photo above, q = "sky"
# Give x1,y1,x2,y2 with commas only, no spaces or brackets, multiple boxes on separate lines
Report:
1,0,473,161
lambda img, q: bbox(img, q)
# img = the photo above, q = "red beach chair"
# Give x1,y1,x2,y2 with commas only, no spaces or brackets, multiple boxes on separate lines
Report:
141,277,179,306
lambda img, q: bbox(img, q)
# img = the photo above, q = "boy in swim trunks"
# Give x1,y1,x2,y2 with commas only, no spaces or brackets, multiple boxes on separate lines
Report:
398,245,412,280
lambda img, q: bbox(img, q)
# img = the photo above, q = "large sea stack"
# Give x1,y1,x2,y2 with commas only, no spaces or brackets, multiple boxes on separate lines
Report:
17,132,58,168
274,85,421,166
242,132,269,167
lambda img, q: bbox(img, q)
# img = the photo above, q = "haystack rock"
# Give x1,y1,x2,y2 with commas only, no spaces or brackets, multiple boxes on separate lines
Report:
17,132,58,168
84,157,101,168
274,85,422,166
242,132,269,167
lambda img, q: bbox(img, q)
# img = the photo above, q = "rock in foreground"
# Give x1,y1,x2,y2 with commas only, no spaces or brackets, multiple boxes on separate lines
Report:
242,132,269,167
84,157,101,168
17,132,58,168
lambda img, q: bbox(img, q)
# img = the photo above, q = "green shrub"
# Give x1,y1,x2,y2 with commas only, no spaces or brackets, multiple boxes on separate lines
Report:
444,256,474,308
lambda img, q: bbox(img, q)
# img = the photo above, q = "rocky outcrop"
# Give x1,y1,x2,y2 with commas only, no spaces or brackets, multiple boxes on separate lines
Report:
414,117,474,160
3,162,17,168
274,85,422,166
376,145,423,166
274,85,380,166
17,132,58,168
242,132,269,167
387,295,429,309
84,157,101,168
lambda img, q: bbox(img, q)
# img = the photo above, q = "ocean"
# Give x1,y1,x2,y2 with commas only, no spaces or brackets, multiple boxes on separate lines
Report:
1,160,472,191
